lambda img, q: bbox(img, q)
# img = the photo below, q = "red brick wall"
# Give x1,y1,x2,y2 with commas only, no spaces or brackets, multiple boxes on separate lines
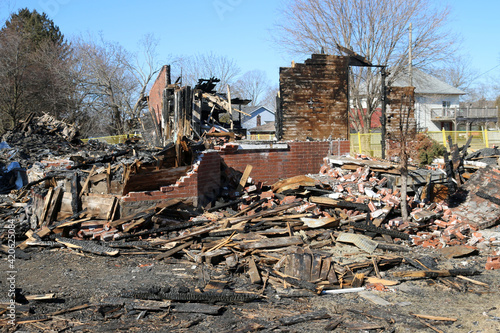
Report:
195,151,221,204
216,141,349,185
148,65,170,122
119,142,350,211
279,54,350,141
120,151,221,210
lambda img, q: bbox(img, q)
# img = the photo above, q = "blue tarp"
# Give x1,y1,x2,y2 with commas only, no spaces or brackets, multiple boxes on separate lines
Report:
0,161,27,193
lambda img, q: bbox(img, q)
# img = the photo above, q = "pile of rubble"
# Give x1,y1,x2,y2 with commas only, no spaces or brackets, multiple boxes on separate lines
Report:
1,114,500,331
2,120,499,270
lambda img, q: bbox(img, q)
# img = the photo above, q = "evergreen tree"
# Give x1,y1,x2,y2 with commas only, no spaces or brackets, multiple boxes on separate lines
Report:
0,8,73,133
5,8,65,47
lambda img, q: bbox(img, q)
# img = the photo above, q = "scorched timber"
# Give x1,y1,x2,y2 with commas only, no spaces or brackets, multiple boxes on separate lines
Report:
238,236,303,250
228,202,302,225
114,219,211,241
55,237,119,256
309,196,370,212
393,268,481,279
122,290,259,303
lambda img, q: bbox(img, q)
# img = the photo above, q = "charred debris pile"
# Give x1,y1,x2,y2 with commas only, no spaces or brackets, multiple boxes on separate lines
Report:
1,112,500,329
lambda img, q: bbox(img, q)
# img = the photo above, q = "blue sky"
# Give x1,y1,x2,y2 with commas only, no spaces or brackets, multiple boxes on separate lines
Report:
443,0,500,82
2,0,500,90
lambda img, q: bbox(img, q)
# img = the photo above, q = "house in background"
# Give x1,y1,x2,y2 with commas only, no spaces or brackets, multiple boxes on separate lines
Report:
240,106,275,138
391,68,498,131
249,121,276,140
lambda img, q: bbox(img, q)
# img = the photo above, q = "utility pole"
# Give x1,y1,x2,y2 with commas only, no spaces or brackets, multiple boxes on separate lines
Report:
381,67,387,159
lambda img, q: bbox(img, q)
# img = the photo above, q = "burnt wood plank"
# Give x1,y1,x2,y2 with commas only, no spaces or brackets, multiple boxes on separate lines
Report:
238,236,303,250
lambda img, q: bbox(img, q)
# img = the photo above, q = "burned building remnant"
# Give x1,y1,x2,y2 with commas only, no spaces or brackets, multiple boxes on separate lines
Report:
149,65,194,145
385,86,417,140
2,54,500,333
148,67,248,146
277,54,349,141
149,65,171,144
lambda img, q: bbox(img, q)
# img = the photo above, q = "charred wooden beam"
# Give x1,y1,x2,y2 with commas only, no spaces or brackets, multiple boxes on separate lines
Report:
170,303,223,315
228,202,303,225
393,268,481,279
50,210,88,230
155,241,193,260
310,196,370,212
324,316,344,331
55,237,119,256
238,236,303,250
107,241,152,248
68,149,130,169
122,290,259,303
279,308,330,326
350,222,411,240
345,257,403,271
108,210,156,229
114,219,210,241
267,269,318,292
207,198,247,212
71,172,80,214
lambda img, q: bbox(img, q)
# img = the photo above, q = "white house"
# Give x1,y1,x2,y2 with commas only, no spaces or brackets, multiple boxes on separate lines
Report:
392,69,467,131
240,106,275,137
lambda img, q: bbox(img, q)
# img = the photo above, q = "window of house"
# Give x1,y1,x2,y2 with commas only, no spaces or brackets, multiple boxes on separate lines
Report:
442,101,451,117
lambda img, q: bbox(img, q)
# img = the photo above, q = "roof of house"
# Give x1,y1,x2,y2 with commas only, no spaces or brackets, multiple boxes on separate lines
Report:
249,121,276,133
241,105,275,116
226,105,275,121
391,68,466,95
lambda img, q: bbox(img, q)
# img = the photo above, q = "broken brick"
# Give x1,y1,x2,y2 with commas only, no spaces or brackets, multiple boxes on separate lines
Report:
485,256,500,270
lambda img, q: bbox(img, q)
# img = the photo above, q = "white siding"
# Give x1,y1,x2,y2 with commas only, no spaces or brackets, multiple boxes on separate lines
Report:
415,94,461,131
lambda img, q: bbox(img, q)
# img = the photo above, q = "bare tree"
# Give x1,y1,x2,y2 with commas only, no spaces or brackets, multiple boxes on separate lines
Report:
71,34,161,136
429,54,478,92
71,36,132,135
463,82,497,105
126,34,162,127
175,52,241,92
232,70,270,106
273,0,456,133
0,28,31,131
397,93,415,222
261,85,280,112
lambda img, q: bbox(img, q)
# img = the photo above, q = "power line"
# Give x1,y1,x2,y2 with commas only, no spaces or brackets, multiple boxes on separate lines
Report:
471,63,500,83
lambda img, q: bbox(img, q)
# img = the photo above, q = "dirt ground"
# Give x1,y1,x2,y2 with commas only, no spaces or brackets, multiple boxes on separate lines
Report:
1,241,499,333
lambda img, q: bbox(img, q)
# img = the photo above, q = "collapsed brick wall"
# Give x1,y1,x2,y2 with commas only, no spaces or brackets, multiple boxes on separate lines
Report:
149,65,170,122
119,141,352,212
120,151,220,214
385,86,416,140
217,141,348,185
278,54,349,141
